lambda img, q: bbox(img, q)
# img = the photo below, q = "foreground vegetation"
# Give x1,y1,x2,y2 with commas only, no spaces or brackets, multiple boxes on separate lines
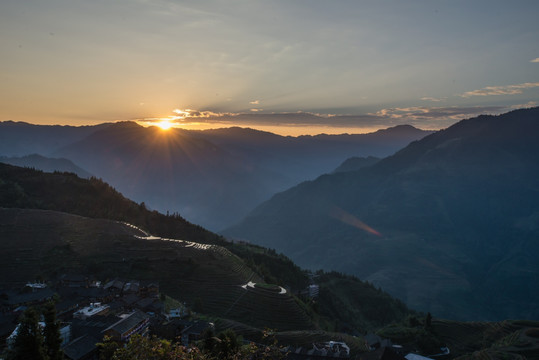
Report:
99,330,285,360
7,305,282,360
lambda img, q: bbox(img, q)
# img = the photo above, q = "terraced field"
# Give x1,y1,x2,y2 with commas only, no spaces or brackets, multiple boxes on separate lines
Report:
432,319,539,359
0,208,313,330
216,318,369,355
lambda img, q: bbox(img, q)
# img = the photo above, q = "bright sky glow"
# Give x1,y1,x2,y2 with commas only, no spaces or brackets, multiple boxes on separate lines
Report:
1,0,538,134
157,119,173,131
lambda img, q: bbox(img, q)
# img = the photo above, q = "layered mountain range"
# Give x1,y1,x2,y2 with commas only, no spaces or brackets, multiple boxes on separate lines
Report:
0,121,431,230
224,107,539,321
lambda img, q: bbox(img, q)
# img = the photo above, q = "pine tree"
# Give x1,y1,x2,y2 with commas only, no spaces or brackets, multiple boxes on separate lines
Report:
43,302,63,360
8,307,48,360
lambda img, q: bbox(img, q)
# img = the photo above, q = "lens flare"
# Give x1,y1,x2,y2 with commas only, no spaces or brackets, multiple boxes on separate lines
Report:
330,206,382,237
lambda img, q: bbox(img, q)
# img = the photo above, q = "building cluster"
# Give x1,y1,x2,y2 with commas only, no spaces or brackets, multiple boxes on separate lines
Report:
0,275,211,360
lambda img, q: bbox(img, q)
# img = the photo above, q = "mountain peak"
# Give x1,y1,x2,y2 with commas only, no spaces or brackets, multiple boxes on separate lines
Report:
374,124,426,134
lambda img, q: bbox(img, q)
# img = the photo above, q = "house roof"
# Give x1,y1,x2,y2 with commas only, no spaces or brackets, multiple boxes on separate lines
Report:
103,310,149,336
135,297,155,309
140,280,159,288
103,279,125,291
63,335,99,360
71,315,119,340
123,282,139,293
121,293,141,306
1,288,54,305
405,354,435,360
181,320,212,336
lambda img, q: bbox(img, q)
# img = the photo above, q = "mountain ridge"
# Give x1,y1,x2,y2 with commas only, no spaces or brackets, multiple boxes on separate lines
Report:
1,120,432,230
224,107,539,321
0,154,92,178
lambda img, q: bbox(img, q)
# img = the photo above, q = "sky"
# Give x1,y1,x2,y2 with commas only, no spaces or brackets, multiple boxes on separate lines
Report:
1,0,538,135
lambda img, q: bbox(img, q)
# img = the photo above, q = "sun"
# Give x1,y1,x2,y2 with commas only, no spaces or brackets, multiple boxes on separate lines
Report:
157,119,173,130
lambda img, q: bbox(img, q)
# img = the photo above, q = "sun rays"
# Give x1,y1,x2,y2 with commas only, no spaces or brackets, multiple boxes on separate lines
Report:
157,119,173,130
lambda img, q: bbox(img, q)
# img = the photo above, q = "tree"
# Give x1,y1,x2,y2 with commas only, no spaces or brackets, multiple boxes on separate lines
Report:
111,335,208,360
7,308,48,360
99,332,284,360
43,302,63,360
96,336,120,360
202,329,242,359
425,312,432,328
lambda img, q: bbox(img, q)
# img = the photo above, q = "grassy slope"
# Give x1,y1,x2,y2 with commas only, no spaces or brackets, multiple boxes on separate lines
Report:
0,208,313,331
433,319,539,359
0,162,222,244
376,318,539,359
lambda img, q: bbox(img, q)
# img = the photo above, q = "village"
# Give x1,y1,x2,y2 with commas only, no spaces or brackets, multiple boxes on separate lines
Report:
0,275,448,360
0,275,211,359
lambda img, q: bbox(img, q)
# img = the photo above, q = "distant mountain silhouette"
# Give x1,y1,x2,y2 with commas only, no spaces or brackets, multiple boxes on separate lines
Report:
0,154,92,178
333,156,380,173
0,121,110,156
1,120,431,230
224,107,539,321
53,121,278,230
192,125,433,188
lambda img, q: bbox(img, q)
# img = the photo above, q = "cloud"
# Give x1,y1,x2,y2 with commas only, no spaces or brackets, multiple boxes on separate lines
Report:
249,100,260,104
420,97,443,102
531,58,539,63
368,106,508,128
139,109,238,127
141,109,382,128
137,104,529,133
460,82,539,97
171,109,234,119
510,101,538,109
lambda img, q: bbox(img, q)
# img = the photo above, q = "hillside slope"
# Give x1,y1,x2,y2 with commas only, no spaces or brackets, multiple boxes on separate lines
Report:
0,163,413,332
0,208,315,331
0,154,92,178
224,107,539,321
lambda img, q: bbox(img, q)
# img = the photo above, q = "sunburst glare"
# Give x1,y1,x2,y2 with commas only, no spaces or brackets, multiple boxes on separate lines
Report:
157,119,173,130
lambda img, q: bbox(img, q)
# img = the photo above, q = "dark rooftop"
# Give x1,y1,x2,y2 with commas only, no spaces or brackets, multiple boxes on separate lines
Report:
63,334,99,360
181,320,212,336
121,293,141,306
1,288,54,306
71,315,119,340
103,310,149,336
